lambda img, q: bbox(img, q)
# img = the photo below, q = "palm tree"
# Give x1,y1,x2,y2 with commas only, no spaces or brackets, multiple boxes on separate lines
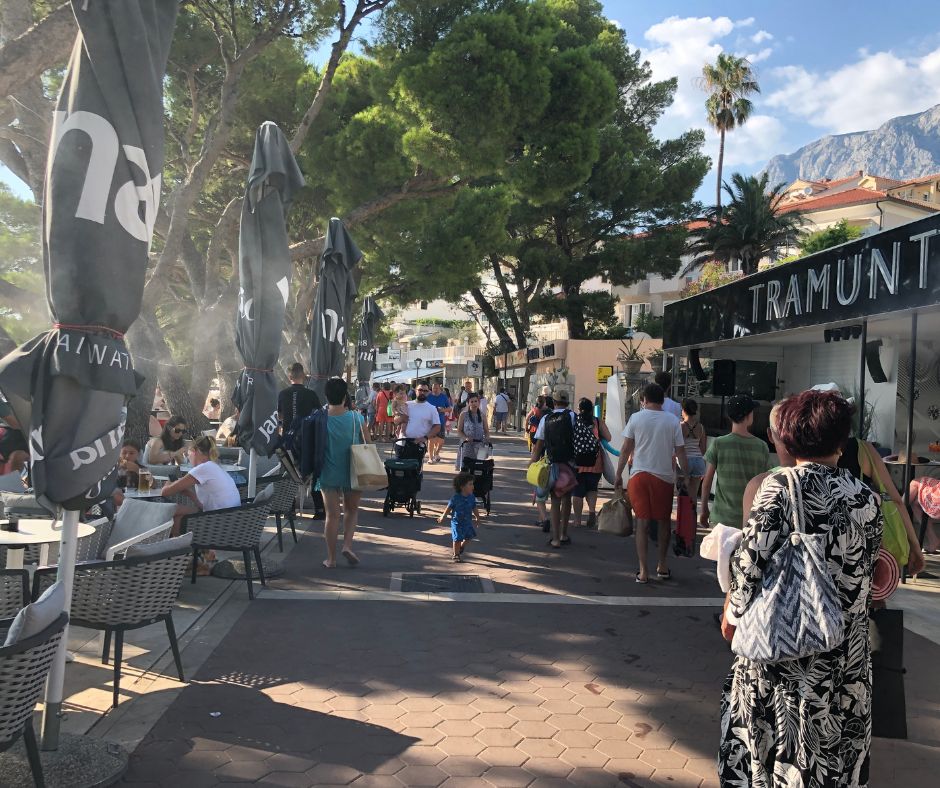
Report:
686,173,804,276
699,53,760,213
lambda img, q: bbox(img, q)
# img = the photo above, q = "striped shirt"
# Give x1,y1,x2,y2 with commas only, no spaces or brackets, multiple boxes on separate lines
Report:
704,433,769,529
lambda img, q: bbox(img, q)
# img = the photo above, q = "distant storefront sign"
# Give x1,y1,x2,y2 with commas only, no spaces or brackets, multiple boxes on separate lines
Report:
664,213,940,349
466,359,482,376
597,365,614,383
425,359,443,369
387,349,401,361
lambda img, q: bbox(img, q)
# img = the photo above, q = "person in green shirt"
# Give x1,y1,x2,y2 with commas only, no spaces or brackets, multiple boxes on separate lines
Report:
699,393,769,529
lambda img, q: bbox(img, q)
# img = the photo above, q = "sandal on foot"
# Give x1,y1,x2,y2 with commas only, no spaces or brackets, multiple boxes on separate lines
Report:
452,554,461,562
560,536,571,545
342,549,359,566
656,569,672,580
547,539,561,549
635,572,648,584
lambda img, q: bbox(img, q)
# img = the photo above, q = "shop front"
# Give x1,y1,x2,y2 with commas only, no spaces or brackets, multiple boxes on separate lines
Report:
663,213,940,500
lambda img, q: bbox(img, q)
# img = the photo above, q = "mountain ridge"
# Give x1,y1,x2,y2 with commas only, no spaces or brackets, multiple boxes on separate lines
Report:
763,104,940,185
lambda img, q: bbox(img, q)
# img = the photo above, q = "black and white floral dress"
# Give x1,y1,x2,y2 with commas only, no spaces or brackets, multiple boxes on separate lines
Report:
719,464,882,788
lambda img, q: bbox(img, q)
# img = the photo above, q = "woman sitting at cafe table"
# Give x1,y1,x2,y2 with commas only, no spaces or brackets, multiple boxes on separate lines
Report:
160,435,241,548
144,415,188,465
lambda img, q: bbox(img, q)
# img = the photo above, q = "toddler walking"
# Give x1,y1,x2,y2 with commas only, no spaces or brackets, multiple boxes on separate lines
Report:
438,472,480,561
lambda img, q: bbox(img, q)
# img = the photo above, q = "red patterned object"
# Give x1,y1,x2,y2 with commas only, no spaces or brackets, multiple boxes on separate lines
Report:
917,477,940,519
872,548,900,602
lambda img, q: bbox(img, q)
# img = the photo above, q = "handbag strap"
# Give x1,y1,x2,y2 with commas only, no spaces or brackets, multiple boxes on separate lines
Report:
782,466,805,535
860,440,888,495
355,411,368,446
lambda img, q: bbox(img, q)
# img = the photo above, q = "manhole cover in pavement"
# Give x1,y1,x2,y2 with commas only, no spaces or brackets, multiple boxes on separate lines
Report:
400,573,485,593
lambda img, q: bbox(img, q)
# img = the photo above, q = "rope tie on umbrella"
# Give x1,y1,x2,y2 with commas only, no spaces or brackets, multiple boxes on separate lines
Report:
242,366,274,372
53,323,125,340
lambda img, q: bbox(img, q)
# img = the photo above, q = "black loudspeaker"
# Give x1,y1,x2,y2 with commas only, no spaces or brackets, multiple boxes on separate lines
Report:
712,359,736,397
870,608,907,739
689,349,708,382
865,339,888,384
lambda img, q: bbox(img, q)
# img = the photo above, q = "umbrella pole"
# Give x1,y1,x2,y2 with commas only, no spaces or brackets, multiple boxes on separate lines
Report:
41,508,79,750
248,448,258,498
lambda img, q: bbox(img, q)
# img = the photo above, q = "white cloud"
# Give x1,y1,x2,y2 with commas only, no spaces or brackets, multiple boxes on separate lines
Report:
751,30,773,44
766,47,940,133
735,17,755,27
745,47,773,64
643,16,737,127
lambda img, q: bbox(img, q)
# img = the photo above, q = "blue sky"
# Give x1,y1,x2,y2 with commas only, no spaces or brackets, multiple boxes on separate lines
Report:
5,2,940,203
600,0,940,199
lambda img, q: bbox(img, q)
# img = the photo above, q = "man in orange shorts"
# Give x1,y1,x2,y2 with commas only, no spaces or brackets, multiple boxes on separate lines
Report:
614,383,689,583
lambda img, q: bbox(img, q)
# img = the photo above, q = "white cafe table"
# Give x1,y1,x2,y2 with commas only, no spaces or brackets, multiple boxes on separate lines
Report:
123,488,171,500
1,518,96,570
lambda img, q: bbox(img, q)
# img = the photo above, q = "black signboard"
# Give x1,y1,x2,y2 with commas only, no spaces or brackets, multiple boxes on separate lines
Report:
664,214,940,349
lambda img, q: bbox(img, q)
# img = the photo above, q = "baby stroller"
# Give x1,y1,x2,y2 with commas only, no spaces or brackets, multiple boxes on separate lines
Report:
460,441,494,515
383,438,426,517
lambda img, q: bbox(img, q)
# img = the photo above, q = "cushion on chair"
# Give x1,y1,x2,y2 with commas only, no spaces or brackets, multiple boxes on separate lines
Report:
104,499,178,556
0,472,25,492
254,484,275,504
125,531,193,559
0,491,52,518
3,580,65,646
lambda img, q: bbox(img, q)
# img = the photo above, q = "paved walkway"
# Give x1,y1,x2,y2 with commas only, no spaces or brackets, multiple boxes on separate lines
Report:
115,434,940,787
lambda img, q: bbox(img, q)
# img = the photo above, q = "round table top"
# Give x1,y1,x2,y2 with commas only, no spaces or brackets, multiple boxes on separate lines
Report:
123,488,171,499
0,518,95,547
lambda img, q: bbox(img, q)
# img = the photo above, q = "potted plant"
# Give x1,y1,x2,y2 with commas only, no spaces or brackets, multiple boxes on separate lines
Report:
617,337,646,375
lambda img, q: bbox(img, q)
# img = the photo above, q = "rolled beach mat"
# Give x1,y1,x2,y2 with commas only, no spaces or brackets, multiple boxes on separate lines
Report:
871,547,900,602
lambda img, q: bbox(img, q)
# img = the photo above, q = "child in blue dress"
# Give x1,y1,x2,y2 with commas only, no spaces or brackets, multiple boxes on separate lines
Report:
438,472,480,561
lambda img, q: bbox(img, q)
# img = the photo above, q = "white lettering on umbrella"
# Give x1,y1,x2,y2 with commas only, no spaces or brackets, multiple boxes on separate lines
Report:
50,110,118,228
69,424,124,470
114,144,161,248
29,427,44,461
322,309,344,344
257,409,279,440
238,288,254,321
275,276,289,305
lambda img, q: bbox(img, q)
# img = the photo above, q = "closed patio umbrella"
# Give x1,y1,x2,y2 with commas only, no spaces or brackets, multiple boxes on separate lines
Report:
309,218,361,399
233,122,304,494
0,1,177,750
356,296,384,383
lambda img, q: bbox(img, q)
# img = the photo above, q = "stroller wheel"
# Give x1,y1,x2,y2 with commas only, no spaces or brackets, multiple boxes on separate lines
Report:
415,501,422,514
383,499,391,517
485,493,491,515
407,501,414,517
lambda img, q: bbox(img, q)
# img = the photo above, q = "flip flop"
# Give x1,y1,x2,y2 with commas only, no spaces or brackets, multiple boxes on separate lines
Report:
656,569,672,580
560,536,571,545
342,549,359,566
635,572,648,584
547,540,561,549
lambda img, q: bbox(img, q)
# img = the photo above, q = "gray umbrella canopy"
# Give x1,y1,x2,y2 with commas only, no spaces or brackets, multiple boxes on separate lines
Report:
309,218,362,398
356,296,384,383
233,122,305,455
0,1,177,510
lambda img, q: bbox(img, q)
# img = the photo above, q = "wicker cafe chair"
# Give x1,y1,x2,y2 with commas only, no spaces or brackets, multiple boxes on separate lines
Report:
0,612,68,788
264,476,299,552
181,501,271,600
0,569,29,619
32,549,190,709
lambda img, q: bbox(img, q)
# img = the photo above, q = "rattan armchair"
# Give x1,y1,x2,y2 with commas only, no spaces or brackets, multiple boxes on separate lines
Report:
264,476,300,552
0,612,68,787
180,500,271,599
0,569,29,619
32,547,190,708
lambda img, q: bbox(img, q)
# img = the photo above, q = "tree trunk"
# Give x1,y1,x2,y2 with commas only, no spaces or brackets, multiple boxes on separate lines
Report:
564,288,587,339
188,304,223,409
716,130,725,214
490,257,527,349
0,2,74,100
469,287,514,351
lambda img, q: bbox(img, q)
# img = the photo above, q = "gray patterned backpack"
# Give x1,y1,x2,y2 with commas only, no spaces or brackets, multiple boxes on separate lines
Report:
732,467,845,663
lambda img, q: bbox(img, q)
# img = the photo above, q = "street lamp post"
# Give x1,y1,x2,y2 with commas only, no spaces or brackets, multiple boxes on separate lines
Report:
413,356,424,386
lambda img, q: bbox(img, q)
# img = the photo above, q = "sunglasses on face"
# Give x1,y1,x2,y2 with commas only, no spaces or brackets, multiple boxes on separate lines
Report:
172,427,185,435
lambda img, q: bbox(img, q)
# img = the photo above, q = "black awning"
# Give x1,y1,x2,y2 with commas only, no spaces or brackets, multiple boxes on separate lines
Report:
664,213,940,350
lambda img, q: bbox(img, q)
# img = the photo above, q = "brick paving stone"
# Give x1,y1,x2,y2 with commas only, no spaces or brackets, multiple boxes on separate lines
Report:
264,753,316,772
473,712,518,730
508,706,551,722
350,776,404,788
214,760,273,782
264,772,315,788
560,748,609,768
476,728,524,748
438,756,489,777
478,746,528,767
649,768,703,786
545,713,590,731
518,738,565,759
438,737,486,757
394,764,448,786
511,720,557,739
483,765,535,786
